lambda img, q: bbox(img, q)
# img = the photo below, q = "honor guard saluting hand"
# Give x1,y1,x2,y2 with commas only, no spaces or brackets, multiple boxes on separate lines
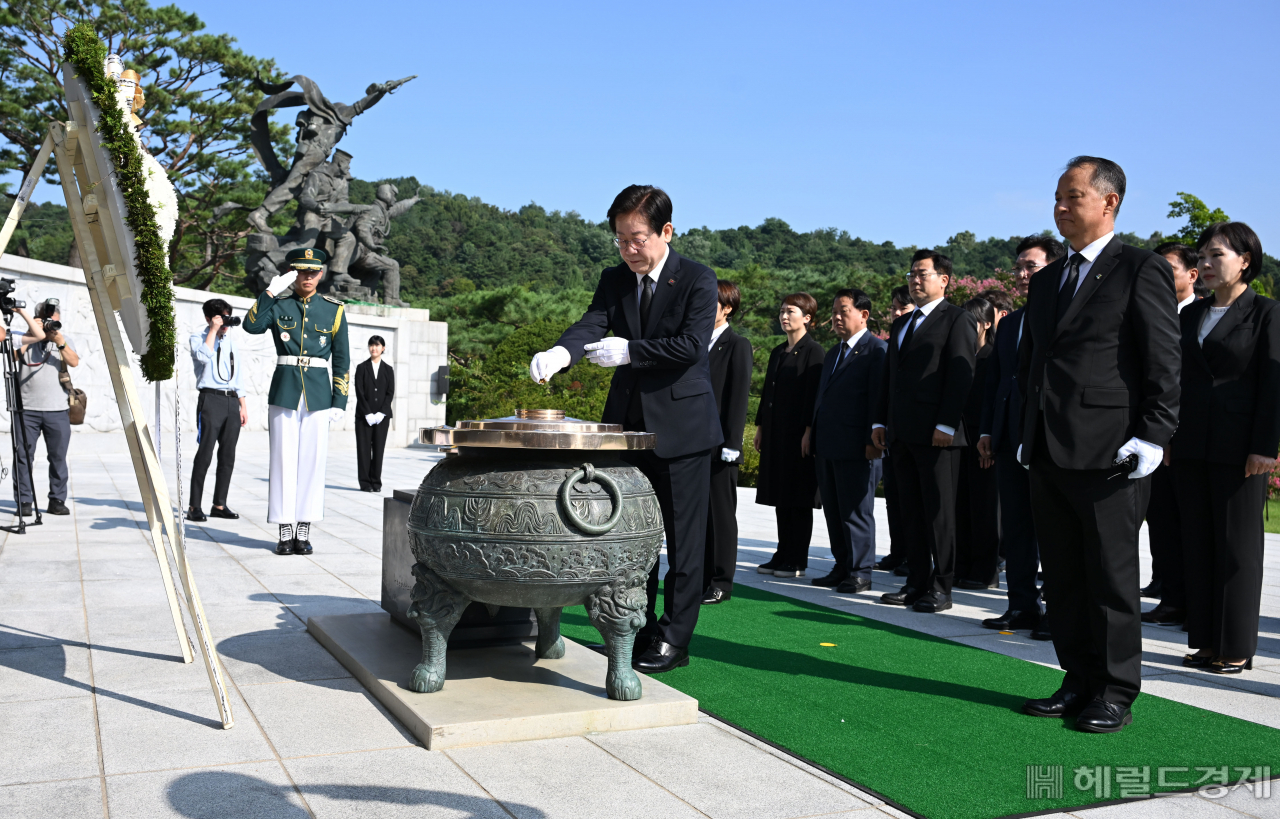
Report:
243,248,351,555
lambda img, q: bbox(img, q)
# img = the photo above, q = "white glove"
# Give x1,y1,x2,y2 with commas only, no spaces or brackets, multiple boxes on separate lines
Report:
530,346,571,383
1017,444,1029,471
328,407,345,424
266,270,297,297
584,337,631,368
365,413,378,425
373,412,385,425
721,448,740,463
1116,437,1162,479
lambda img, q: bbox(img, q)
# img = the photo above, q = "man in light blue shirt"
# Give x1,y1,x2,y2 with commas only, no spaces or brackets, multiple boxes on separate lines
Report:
187,298,247,522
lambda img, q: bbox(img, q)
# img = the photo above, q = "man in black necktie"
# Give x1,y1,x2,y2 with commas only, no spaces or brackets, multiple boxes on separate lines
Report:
871,251,978,614
530,185,722,673
1018,157,1180,733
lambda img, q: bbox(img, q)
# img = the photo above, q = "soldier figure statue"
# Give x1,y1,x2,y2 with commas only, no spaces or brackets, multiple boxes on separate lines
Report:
325,183,421,307
243,248,351,555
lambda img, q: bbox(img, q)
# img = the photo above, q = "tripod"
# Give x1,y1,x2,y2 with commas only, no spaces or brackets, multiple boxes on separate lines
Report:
1,310,43,533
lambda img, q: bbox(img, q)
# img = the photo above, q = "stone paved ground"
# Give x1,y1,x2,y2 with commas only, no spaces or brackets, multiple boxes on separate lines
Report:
0,430,1275,819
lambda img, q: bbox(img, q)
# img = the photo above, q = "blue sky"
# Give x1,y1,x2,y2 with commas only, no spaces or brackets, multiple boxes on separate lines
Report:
19,0,1280,250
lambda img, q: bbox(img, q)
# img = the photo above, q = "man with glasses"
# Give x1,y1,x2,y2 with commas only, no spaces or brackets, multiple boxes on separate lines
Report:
978,236,1064,641
530,185,722,674
187,298,247,522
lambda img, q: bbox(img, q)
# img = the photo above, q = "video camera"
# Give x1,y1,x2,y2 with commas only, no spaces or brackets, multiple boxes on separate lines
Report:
39,298,61,333
0,278,25,317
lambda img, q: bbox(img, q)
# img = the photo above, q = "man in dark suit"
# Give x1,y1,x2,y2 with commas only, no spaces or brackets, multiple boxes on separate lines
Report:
701,280,753,605
531,185,722,673
1018,157,1181,733
871,250,978,614
354,334,394,492
876,285,915,575
977,236,1064,637
812,289,887,594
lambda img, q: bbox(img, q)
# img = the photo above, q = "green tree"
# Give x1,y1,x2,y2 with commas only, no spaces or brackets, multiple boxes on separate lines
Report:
0,0,286,286
1166,192,1229,245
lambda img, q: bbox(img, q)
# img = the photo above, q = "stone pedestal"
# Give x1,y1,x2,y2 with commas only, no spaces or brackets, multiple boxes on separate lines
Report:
309,613,698,749
328,281,376,302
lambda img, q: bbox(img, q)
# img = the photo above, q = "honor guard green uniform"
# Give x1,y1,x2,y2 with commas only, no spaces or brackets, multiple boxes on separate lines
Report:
243,248,351,554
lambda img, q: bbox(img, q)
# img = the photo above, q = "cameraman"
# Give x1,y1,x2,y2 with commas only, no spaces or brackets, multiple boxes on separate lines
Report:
187,299,246,521
14,299,76,516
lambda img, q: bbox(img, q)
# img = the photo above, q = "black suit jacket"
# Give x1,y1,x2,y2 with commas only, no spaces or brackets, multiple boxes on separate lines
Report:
1018,236,1181,469
875,300,978,446
1171,288,1280,464
556,250,723,458
354,359,394,417
813,331,887,460
980,309,1025,449
708,325,753,464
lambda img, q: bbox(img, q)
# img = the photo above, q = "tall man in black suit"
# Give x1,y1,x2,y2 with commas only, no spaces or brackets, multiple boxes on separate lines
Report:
872,251,978,614
978,236,1064,637
811,289,888,594
1018,157,1181,733
530,185,722,673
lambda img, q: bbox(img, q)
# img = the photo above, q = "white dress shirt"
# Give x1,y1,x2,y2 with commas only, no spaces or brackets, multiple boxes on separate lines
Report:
709,321,729,350
832,328,868,368
636,244,670,303
371,359,381,379
1060,231,1115,295
876,298,954,437
1177,294,1195,313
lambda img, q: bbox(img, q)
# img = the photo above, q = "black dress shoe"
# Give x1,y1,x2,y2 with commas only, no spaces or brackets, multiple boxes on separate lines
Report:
1209,658,1253,674
913,592,953,613
1076,699,1132,733
186,507,207,522
836,577,873,594
1182,652,1215,668
1140,603,1185,626
46,498,70,516
875,556,903,571
756,560,779,574
1029,626,1052,641
1140,579,1162,598
209,506,239,519
1023,689,1085,718
881,586,924,606
17,502,33,517
292,539,314,555
700,587,730,605
772,564,805,578
956,577,1000,590
275,539,294,556
983,609,1042,630
811,571,848,587
893,563,910,577
633,640,689,673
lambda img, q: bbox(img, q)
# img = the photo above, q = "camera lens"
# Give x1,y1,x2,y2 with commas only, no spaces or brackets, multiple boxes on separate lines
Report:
223,316,242,327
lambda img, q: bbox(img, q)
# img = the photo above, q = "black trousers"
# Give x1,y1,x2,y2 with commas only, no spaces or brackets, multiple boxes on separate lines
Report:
817,455,881,580
703,460,739,593
773,505,815,569
996,435,1041,613
356,416,390,490
1146,463,1184,608
190,391,240,509
895,440,962,595
1172,460,1266,658
882,447,906,563
623,447,712,649
955,445,1000,584
1029,422,1147,707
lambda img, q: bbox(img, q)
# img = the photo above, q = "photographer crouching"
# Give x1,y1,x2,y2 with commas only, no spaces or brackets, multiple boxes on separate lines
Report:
187,299,247,522
14,299,77,516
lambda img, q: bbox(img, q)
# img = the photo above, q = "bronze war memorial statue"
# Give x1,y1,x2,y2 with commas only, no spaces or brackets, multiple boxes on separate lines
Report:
238,73,418,305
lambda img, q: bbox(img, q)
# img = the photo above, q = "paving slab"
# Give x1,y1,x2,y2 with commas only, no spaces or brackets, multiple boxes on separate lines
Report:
236,676,416,758
216,630,352,686
0,608,90,650
0,644,93,703
0,777,104,819
0,696,101,785
284,746,516,819
1067,792,1254,818
0,559,83,584
105,760,307,819
310,612,698,750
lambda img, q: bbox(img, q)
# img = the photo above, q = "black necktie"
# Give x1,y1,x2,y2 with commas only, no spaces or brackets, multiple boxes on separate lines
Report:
1056,252,1085,325
900,310,923,350
834,342,849,372
639,276,654,335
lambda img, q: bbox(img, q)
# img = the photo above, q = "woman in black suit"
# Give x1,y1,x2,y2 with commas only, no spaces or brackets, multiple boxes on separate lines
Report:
954,296,1000,589
354,335,395,492
753,292,824,578
1171,222,1280,674
702,281,754,604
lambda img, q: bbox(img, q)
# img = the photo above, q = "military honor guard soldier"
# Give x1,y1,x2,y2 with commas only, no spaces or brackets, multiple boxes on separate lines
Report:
243,247,351,555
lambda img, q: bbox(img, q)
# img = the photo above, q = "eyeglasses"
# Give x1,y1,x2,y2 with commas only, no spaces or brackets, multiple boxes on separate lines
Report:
906,270,937,281
613,235,651,250
1011,262,1043,274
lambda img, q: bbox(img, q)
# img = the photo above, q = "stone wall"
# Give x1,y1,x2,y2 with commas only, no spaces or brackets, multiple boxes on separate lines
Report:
0,254,448,448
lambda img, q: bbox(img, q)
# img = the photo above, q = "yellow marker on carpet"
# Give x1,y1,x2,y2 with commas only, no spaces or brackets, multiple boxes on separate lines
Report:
820,643,837,647
999,631,1014,635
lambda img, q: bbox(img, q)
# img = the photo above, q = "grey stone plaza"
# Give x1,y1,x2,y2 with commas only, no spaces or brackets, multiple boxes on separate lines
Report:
0,430,1276,819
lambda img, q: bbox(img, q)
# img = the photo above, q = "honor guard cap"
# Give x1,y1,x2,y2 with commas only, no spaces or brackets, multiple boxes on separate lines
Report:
286,247,328,271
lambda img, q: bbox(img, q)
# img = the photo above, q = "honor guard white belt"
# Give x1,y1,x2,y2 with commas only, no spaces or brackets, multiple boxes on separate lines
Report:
278,355,331,370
